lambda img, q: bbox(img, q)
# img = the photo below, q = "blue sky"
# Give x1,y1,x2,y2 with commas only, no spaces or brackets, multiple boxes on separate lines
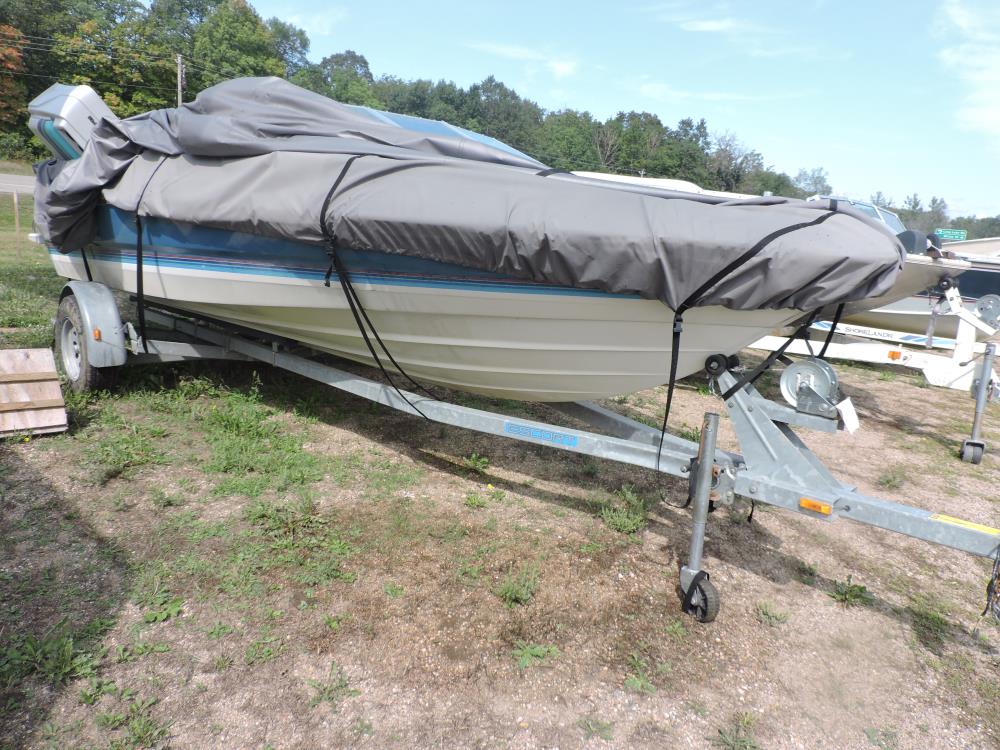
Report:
249,0,999,217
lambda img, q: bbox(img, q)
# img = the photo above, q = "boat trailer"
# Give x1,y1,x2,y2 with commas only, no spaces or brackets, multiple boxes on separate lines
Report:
56,281,1000,624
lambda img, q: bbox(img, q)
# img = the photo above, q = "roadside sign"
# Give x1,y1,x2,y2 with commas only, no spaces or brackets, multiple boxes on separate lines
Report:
935,228,968,241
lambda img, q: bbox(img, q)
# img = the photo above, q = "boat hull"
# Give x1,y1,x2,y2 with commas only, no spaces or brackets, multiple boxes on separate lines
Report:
46,209,806,402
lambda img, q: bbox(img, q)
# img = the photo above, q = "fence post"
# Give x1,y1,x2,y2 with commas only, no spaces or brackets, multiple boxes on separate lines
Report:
13,190,21,259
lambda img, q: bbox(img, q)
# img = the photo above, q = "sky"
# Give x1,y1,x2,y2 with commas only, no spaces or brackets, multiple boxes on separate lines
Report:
248,0,1000,218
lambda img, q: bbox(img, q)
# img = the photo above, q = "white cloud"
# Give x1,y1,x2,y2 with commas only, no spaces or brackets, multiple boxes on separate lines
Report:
678,17,776,34
937,0,1000,147
287,8,348,37
466,41,579,80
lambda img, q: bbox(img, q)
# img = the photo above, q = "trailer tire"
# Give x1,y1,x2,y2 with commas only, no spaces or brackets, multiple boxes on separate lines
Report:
54,294,119,393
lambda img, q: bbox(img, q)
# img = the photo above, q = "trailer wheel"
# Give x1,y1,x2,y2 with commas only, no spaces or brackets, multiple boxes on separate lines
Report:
687,578,720,623
54,294,118,393
960,440,984,465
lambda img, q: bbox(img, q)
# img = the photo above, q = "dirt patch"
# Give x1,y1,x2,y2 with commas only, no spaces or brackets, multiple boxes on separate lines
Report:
1,357,998,750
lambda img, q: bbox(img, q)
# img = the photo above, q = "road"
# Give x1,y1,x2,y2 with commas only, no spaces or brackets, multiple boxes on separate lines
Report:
0,173,34,193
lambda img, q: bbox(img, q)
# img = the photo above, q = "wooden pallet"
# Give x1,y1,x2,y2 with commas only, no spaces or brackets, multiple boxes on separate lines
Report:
0,348,68,436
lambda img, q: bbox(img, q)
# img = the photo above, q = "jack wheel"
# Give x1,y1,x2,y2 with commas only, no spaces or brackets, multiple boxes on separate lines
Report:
684,578,720,623
704,354,729,376
960,440,985,465
54,295,118,393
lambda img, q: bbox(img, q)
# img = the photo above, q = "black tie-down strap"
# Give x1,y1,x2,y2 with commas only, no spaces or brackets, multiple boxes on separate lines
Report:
655,209,839,469
319,156,435,419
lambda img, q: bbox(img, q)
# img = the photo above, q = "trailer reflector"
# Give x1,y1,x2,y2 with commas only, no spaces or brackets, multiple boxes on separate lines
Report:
799,498,832,515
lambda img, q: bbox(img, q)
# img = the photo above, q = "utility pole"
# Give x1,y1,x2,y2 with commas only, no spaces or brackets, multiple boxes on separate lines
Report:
176,54,185,106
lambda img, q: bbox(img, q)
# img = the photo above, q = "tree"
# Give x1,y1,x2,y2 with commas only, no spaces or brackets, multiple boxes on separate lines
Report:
709,132,763,192
291,50,381,106
593,120,621,170
463,76,542,155
536,109,599,170
0,24,27,130
266,17,309,78
793,167,832,196
870,191,893,208
740,169,802,198
191,0,284,88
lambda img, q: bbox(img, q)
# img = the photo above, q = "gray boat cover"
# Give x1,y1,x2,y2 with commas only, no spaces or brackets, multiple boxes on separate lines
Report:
34,77,906,312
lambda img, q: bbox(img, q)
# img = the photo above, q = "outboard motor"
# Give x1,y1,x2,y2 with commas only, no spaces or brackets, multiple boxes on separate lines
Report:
28,83,118,159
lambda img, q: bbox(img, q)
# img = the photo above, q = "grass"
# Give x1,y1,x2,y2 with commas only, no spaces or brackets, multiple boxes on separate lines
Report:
876,465,907,490
307,662,359,712
864,726,899,749
495,562,540,607
461,452,490,474
599,485,648,535
907,596,951,653
623,652,657,694
710,712,762,750
755,601,789,627
578,716,614,741
511,641,559,670
829,575,875,607
0,617,107,686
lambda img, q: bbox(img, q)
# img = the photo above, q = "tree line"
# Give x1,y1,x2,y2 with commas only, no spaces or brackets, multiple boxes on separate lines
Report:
0,0,995,237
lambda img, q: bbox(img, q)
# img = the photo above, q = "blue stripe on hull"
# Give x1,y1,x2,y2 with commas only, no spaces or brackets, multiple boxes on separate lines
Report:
61,205,634,299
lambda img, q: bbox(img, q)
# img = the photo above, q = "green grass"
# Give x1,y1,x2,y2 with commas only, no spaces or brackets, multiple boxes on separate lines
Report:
907,595,951,653
461,452,490,474
876,465,906,490
623,652,657,694
495,562,539,607
0,617,108,686
755,601,789,627
578,715,614,741
599,485,648,535
383,582,404,599
307,662,359,712
464,491,488,509
829,575,875,607
511,641,559,670
864,726,899,749
710,712,762,750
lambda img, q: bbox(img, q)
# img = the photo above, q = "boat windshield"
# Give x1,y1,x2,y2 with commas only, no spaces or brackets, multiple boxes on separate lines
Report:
876,208,906,234
346,104,536,161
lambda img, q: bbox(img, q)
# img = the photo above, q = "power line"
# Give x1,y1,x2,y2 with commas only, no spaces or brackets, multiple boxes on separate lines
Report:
0,70,179,95
0,30,224,76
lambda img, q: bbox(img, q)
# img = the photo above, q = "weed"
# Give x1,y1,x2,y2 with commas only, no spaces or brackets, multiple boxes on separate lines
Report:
624,652,656,694
676,423,701,442
578,715,614,741
307,662,359,712
878,370,897,382
115,641,169,663
457,561,484,585
383,582,405,599
464,492,488,509
96,710,127,729
245,630,282,665
580,457,600,478
864,727,899,749
322,614,350,632
511,641,559,670
461,452,490,474
495,563,539,607
122,696,170,748
664,619,688,639
362,457,423,498
206,622,234,640
212,654,234,671
877,465,906,490
829,575,875,607
600,485,647,535
79,677,117,706
140,591,184,624
755,601,789,627
353,718,375,737
578,541,604,555
486,484,505,502
0,618,104,685
796,561,818,585
710,712,761,750
149,488,185,508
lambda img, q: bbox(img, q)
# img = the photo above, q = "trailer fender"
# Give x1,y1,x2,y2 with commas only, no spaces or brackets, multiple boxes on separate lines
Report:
58,281,128,367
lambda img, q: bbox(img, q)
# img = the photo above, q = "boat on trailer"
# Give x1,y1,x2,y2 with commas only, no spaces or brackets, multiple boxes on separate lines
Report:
25,80,999,623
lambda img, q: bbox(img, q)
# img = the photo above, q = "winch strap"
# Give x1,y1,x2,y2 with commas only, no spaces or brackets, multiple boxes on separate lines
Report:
983,549,1000,620
535,167,570,177
80,248,93,282
720,311,821,401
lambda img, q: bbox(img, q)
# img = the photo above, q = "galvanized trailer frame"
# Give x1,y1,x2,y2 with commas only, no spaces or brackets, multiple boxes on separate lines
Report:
56,281,1000,622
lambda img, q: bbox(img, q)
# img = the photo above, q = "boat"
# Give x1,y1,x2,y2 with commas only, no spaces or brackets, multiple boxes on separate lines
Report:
29,79,969,402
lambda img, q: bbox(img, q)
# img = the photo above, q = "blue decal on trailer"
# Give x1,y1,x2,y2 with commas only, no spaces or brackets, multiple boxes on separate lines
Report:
504,422,579,447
